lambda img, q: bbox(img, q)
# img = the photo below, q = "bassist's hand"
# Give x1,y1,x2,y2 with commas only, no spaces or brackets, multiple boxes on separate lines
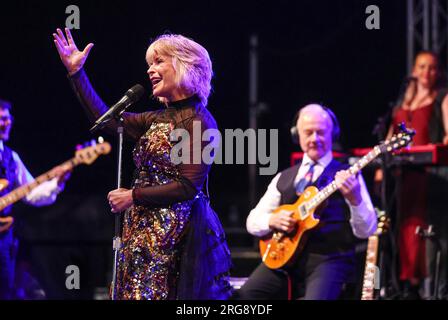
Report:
50,164,72,189
268,211,297,233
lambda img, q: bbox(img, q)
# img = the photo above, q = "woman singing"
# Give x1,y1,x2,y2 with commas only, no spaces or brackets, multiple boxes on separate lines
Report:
53,28,232,300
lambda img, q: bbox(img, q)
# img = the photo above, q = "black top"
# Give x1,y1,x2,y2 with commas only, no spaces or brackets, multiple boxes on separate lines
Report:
167,95,201,109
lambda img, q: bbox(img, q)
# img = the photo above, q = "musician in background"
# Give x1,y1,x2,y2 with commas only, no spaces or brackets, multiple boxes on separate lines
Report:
375,51,448,299
0,99,70,299
238,104,377,300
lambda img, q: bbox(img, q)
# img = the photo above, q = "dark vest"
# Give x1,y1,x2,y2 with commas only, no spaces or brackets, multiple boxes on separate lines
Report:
0,145,17,216
276,159,357,254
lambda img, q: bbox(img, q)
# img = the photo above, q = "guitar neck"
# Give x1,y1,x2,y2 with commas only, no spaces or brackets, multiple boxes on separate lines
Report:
0,157,79,211
306,146,381,210
361,235,379,300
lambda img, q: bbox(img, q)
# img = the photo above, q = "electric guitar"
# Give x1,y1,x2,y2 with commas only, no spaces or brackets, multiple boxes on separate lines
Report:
259,126,414,269
0,139,111,233
361,209,389,300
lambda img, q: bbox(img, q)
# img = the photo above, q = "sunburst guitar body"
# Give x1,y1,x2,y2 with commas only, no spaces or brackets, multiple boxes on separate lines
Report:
259,186,320,269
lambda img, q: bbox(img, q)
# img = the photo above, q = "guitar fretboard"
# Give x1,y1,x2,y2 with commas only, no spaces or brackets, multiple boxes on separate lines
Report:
0,158,79,211
305,146,381,211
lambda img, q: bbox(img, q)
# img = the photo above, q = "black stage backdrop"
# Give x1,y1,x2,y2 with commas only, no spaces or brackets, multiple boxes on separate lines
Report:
0,0,407,299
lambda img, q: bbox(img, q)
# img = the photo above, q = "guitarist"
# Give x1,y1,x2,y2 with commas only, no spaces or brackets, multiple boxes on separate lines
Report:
239,104,377,300
0,99,70,299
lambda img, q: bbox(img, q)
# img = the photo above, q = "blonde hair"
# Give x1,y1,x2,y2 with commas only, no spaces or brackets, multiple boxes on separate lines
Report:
146,34,213,106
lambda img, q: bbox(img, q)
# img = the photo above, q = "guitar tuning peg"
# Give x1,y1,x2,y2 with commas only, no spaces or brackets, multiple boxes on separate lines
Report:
90,139,97,146
98,136,104,144
397,122,407,132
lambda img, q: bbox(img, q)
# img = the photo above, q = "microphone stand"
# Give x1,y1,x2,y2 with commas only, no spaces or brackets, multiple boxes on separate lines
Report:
90,117,124,301
372,104,402,299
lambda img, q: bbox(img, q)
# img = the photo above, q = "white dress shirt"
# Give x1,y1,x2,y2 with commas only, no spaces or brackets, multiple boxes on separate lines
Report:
246,151,377,239
0,141,62,206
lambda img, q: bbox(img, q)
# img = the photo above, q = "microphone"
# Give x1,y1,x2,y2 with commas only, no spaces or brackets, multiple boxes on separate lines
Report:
90,84,145,132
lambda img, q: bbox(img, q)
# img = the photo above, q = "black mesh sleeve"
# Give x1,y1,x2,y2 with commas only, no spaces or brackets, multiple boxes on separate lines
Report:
68,68,153,141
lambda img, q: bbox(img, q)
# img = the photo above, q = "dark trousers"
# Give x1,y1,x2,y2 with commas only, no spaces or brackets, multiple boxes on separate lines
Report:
0,229,17,300
238,251,355,300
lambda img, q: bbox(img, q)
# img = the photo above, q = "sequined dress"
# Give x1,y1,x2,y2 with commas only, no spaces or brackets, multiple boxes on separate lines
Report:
69,69,232,300
116,121,193,299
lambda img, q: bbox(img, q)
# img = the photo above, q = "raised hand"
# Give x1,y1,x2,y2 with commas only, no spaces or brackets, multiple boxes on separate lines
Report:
53,28,94,75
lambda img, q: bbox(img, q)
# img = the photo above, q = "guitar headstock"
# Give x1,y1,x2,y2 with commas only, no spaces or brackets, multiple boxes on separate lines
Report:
379,123,415,154
75,137,112,165
374,208,390,236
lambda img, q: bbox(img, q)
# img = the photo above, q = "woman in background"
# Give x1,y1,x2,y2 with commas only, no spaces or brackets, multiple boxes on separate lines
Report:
377,51,448,299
